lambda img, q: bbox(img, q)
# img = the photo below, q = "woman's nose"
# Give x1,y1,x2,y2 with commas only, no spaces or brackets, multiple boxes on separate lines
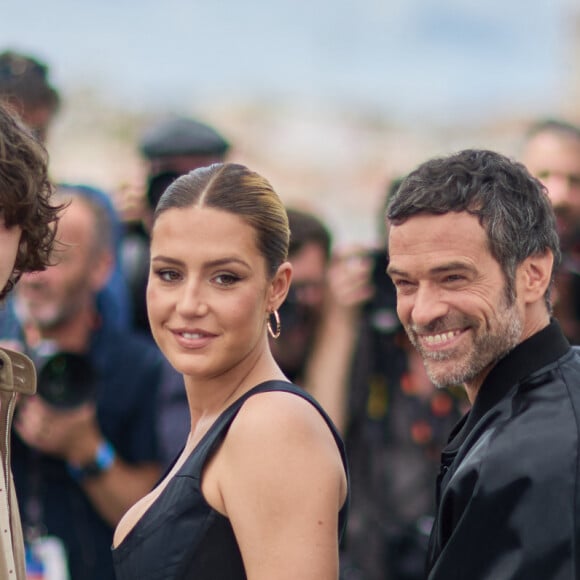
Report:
175,282,208,317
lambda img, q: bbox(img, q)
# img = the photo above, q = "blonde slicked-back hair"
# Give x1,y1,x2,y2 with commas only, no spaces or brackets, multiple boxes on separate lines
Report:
154,163,290,278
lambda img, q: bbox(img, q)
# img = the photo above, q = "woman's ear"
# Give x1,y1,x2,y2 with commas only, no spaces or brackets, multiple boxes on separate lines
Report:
269,261,293,311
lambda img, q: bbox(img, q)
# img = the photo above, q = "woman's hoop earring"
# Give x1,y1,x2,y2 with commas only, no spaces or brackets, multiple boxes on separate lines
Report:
267,309,281,339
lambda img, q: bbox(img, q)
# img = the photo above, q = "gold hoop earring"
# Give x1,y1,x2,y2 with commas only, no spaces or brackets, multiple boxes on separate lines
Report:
267,309,281,339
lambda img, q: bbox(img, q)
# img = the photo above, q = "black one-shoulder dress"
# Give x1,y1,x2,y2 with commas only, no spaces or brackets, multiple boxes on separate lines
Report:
112,381,349,580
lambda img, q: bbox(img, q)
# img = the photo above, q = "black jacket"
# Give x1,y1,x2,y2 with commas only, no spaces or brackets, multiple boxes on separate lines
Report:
427,320,580,580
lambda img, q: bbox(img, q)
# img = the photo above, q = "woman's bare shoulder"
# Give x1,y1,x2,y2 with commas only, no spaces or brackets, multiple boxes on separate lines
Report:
231,388,335,445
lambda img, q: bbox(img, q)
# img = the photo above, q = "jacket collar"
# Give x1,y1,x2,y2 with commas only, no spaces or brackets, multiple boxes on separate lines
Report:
0,348,36,396
445,319,570,452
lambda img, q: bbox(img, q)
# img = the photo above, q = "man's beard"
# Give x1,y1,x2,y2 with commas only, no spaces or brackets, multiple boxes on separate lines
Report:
15,293,80,331
405,300,523,389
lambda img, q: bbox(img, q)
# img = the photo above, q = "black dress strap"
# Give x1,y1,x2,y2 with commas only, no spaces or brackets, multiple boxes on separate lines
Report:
182,380,350,536
113,380,350,580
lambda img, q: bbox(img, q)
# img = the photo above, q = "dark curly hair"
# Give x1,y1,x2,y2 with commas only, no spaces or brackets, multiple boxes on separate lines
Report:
0,102,60,300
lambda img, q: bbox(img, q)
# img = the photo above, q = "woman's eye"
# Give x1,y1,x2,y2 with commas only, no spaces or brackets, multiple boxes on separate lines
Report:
156,269,181,282
214,273,240,286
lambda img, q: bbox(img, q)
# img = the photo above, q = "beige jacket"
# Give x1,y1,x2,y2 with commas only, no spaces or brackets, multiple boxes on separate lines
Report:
0,347,36,580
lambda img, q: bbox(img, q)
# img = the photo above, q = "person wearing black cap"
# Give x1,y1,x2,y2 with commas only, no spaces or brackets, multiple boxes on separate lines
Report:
139,116,230,177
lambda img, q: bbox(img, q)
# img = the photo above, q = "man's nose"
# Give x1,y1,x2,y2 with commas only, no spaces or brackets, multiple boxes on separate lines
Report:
410,285,448,328
543,174,572,208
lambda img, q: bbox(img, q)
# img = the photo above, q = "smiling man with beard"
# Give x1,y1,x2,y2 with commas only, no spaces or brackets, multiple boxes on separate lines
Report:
386,149,580,580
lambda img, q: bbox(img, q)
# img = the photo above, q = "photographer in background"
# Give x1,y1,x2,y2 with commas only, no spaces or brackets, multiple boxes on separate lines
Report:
11,187,164,580
520,118,580,344
269,208,335,383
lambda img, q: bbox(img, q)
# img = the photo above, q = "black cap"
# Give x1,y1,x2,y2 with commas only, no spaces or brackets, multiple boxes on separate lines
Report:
139,116,230,159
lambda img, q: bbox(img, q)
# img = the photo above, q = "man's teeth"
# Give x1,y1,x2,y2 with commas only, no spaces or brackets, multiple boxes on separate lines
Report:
424,331,457,344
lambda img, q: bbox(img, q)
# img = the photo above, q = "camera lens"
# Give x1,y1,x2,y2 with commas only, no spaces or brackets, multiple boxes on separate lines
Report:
36,352,96,409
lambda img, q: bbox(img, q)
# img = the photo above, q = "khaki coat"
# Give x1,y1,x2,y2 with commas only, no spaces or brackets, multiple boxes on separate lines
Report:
0,348,36,579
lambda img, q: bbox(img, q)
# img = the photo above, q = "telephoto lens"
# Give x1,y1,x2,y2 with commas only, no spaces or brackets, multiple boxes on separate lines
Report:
36,352,97,409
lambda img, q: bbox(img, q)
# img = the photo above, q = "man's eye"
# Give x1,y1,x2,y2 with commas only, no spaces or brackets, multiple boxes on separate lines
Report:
393,279,414,293
444,275,465,283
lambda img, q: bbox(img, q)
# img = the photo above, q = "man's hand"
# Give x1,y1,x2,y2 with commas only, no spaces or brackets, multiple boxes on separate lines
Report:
14,396,101,465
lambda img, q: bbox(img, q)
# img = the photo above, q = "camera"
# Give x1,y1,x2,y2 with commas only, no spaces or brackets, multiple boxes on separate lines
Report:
278,284,320,332
364,249,401,334
36,352,97,409
146,170,180,210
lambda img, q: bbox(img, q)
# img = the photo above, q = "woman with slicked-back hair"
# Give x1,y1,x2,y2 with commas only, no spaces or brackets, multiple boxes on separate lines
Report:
113,163,349,580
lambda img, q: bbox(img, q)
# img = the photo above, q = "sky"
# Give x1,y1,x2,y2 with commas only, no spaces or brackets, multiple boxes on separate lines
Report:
2,0,578,125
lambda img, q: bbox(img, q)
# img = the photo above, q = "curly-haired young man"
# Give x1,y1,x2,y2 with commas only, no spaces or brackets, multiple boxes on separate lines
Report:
0,102,59,579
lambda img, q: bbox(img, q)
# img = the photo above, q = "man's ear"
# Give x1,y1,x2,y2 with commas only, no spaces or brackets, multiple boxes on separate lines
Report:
89,249,114,293
269,261,293,311
518,250,554,304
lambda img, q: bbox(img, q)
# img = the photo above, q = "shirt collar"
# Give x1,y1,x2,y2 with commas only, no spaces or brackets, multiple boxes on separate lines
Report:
445,319,570,452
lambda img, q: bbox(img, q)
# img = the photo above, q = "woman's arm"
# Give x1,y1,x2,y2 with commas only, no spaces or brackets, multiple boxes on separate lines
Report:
207,391,347,580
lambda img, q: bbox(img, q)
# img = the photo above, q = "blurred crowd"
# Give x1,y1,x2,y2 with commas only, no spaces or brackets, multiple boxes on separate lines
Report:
2,48,580,580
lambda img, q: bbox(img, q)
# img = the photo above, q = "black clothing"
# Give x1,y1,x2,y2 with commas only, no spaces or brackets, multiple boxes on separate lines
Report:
120,222,152,337
427,320,580,579
113,381,349,580
341,274,465,580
